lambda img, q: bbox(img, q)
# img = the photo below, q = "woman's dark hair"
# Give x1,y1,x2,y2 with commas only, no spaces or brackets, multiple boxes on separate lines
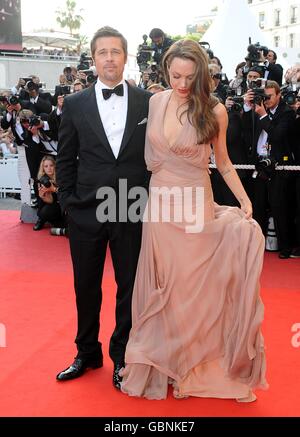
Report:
162,39,219,144
149,28,165,39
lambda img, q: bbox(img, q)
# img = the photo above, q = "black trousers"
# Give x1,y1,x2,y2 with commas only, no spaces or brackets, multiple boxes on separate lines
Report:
25,146,43,198
37,201,63,225
294,174,300,245
68,217,142,364
251,172,291,251
210,169,253,207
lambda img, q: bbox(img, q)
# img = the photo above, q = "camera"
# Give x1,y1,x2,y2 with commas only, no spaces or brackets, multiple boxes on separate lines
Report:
28,115,42,128
281,84,300,106
38,174,52,188
50,227,68,236
136,34,154,73
246,42,268,65
249,79,271,105
0,95,20,105
77,53,92,71
148,64,159,82
253,157,277,181
80,69,97,85
58,85,71,96
226,89,244,112
26,81,40,91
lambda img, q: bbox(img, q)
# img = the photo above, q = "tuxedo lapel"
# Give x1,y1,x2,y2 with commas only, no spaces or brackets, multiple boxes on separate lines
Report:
118,83,143,157
82,85,116,159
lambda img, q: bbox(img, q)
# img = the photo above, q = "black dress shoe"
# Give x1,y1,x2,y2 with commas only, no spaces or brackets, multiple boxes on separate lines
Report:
56,357,103,381
113,363,124,390
33,219,45,231
279,249,291,259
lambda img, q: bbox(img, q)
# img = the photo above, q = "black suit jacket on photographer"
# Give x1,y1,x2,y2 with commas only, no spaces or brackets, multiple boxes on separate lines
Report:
242,100,296,165
21,96,52,115
56,82,151,234
265,63,283,86
43,108,61,141
1,111,24,146
290,116,300,164
227,111,249,176
152,37,173,65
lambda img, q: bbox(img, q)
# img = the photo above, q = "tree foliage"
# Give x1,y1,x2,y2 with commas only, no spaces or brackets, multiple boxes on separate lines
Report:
56,0,84,36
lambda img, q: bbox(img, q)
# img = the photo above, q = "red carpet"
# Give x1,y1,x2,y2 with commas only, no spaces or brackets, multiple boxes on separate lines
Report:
0,210,300,417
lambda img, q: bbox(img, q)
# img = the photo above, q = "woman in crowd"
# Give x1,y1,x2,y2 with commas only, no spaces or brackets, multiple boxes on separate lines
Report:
33,155,64,231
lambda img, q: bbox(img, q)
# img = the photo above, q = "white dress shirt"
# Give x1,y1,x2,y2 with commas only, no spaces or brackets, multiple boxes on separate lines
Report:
30,96,39,104
95,78,128,159
257,105,278,156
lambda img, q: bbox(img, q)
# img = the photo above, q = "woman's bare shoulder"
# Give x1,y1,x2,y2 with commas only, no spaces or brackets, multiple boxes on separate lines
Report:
212,101,226,117
213,102,228,125
150,89,172,105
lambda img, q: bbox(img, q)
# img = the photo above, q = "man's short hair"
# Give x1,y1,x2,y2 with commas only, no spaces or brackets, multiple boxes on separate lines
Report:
265,80,281,94
149,28,165,39
249,66,264,77
73,79,84,88
90,26,127,58
19,109,34,121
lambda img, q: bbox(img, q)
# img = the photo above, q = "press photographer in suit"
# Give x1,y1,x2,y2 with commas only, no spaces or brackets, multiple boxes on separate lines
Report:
266,50,283,86
242,80,295,258
55,27,151,389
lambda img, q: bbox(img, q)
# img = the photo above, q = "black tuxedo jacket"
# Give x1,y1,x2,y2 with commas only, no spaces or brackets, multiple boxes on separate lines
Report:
226,111,248,178
266,63,283,86
20,96,52,115
56,82,151,233
242,100,295,164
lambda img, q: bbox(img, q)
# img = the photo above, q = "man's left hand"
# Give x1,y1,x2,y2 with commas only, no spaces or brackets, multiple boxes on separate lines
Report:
254,101,267,117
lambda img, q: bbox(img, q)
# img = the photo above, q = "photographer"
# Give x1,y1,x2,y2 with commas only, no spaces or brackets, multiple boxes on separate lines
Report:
149,28,173,66
211,86,249,207
266,50,283,85
284,63,300,85
12,75,53,109
33,155,64,231
229,62,247,94
209,63,227,103
21,80,52,115
242,80,296,258
288,89,300,258
77,52,92,71
1,105,45,202
0,98,30,204
139,65,163,89
0,127,16,157
245,43,283,85
77,66,98,88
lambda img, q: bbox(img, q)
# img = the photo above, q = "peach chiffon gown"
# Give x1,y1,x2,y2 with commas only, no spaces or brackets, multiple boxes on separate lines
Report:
120,90,268,400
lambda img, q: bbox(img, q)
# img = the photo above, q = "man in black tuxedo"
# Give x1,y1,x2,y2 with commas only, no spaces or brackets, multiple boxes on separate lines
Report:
55,27,151,389
242,80,295,258
20,81,52,115
266,50,283,86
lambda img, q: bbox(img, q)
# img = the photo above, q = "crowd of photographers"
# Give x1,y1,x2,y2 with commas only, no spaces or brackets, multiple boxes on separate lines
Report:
0,31,300,258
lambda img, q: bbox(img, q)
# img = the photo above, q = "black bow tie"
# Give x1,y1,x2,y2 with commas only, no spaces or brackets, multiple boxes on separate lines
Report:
102,84,124,100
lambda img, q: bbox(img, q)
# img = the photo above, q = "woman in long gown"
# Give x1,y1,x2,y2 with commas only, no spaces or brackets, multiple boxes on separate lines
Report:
120,39,268,402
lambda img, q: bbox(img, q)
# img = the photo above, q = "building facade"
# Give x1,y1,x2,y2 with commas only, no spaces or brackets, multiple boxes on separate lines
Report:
247,0,300,49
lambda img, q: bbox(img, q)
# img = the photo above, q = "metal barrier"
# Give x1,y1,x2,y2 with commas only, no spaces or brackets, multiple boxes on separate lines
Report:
0,156,21,198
